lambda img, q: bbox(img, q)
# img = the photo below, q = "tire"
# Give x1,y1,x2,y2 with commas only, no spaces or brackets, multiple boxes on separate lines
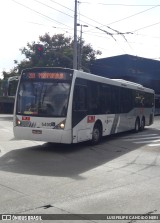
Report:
140,118,145,131
134,118,140,133
91,123,102,145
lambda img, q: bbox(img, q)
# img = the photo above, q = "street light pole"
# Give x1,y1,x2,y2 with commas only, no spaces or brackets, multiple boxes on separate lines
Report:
77,24,88,70
73,0,78,70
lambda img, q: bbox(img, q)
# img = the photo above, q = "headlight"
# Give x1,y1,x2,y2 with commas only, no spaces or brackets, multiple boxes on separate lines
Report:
54,120,65,130
16,118,21,126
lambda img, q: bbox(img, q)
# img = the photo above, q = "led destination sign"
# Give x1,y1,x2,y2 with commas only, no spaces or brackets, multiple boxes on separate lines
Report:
22,71,73,80
27,72,64,79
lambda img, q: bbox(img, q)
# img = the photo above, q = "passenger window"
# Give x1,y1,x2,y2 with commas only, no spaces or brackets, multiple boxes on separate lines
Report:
73,85,87,111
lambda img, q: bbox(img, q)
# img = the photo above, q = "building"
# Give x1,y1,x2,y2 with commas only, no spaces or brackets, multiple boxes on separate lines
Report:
90,54,160,94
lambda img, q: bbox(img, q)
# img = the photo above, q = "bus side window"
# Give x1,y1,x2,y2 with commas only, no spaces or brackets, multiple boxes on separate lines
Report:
101,85,111,114
145,93,154,107
73,85,87,111
88,82,99,114
119,88,133,113
134,91,145,107
111,86,120,114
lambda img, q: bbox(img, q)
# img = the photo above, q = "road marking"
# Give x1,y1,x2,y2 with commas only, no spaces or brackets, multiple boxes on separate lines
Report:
134,140,160,144
148,143,160,147
123,136,160,141
122,133,158,138
122,133,160,147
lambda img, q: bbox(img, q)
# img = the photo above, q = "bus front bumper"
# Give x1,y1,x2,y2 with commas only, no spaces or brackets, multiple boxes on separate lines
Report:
13,127,72,144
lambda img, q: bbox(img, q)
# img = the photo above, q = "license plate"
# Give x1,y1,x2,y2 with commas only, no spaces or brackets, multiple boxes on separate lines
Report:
32,130,42,134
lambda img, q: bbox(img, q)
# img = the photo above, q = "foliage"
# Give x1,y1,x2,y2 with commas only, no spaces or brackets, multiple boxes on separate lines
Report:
2,33,101,79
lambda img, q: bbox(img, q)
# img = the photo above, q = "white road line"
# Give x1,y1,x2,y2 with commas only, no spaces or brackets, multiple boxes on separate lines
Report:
134,140,160,144
122,134,159,139
122,133,160,146
123,136,160,141
148,143,160,147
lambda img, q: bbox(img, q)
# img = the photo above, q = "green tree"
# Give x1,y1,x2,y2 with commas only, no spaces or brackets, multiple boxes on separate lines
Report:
2,33,101,78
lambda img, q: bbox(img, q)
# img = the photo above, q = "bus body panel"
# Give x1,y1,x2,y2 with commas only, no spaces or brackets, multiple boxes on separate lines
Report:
72,114,116,143
72,108,154,143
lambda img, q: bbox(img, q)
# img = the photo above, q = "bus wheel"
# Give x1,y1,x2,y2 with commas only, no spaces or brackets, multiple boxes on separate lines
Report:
140,118,145,131
91,122,102,145
134,118,140,133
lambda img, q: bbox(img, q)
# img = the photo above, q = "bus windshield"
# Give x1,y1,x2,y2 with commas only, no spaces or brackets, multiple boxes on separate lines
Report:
17,80,71,117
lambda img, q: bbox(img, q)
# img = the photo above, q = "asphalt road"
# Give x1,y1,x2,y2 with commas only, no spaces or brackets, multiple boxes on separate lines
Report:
0,115,160,223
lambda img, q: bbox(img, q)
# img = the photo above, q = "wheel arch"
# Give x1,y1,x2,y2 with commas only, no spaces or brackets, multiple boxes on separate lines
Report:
91,119,103,145
94,119,103,134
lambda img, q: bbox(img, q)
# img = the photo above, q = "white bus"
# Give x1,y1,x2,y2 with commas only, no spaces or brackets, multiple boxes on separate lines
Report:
13,67,154,144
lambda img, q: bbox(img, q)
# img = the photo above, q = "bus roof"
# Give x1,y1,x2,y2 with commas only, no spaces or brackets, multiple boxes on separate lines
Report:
74,69,155,94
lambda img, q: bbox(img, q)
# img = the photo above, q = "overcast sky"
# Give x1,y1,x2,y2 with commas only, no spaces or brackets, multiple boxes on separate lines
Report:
1,0,160,78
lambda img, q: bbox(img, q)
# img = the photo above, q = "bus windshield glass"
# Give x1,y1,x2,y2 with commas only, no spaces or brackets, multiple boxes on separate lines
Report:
16,70,72,117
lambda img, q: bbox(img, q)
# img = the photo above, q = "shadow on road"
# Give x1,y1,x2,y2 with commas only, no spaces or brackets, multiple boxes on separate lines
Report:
0,128,158,178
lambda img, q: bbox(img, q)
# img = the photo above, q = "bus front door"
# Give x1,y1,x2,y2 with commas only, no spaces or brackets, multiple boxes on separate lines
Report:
72,84,90,143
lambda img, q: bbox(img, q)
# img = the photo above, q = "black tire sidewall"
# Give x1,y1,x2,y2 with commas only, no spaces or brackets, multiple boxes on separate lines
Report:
92,123,102,145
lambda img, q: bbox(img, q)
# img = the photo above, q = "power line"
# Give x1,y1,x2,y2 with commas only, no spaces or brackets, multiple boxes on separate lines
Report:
96,27,116,41
49,0,74,13
33,0,74,20
45,0,157,43
49,0,122,37
30,0,134,55
108,5,159,26
12,0,160,41
11,0,159,59
43,0,128,63
133,20,160,32
26,21,73,33
30,0,99,32
74,3,159,43
35,0,99,30
29,22,106,37
49,0,96,28
48,0,132,35
11,0,113,40
11,0,72,29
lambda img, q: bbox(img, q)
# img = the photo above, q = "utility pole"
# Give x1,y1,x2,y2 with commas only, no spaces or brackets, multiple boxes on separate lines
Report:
77,24,88,70
73,0,78,70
